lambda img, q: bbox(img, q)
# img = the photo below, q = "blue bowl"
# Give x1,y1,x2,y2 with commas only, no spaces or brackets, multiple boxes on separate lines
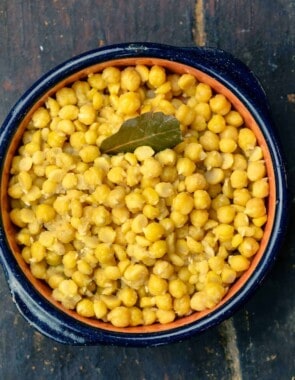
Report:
0,43,288,346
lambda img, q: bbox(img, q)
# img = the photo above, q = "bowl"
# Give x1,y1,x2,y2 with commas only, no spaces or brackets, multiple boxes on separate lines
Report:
0,43,288,346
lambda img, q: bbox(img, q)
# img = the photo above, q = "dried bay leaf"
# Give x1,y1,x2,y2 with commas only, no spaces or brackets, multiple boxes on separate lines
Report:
100,112,182,154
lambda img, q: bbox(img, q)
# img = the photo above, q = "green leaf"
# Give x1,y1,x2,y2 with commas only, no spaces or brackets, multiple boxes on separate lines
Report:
100,112,182,155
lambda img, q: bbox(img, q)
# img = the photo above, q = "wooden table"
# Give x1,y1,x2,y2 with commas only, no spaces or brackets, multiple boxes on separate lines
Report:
0,1,294,379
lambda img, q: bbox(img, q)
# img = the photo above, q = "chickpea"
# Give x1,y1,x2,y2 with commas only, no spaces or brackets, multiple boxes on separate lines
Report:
8,64,268,327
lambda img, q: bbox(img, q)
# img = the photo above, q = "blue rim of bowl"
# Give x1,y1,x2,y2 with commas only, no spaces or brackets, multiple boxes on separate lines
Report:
0,42,289,346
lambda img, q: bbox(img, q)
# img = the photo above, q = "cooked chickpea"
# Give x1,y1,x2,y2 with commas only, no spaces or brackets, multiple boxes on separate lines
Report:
216,205,236,224
219,138,237,153
56,87,77,106
214,224,235,242
125,192,145,213
121,67,141,91
59,104,79,120
143,222,165,242
93,300,108,319
148,274,168,296
205,168,224,185
156,309,176,324
118,92,141,114
233,188,251,206
117,287,138,307
175,104,195,126
172,192,194,215
156,148,177,166
225,110,244,127
209,94,231,115
148,65,166,87
195,82,212,102
247,161,266,181
149,240,167,259
252,179,269,198
123,264,149,288
170,211,188,228
238,237,260,257
190,209,209,228
245,198,266,218
142,204,160,219
79,145,100,163
8,64,268,327
32,107,51,128
30,241,46,262
208,114,226,133
155,293,173,311
233,153,248,170
194,190,211,209
185,173,207,192
230,170,248,189
107,306,130,327
169,278,188,299
76,299,95,317
131,214,148,233
140,157,162,178
102,66,121,84
134,145,154,161
199,130,220,151
228,255,250,271
155,182,175,198
238,128,257,152
35,204,56,223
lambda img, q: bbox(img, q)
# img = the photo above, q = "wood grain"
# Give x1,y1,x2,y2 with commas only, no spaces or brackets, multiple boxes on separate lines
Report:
203,1,295,379
0,1,294,379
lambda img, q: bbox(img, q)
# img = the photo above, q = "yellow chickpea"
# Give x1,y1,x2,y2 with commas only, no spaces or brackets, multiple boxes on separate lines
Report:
175,104,195,126
32,107,51,128
143,222,165,242
8,63,268,328
155,293,173,311
56,87,77,106
148,65,166,87
199,131,220,151
35,204,56,223
225,110,244,127
118,92,141,114
247,161,266,181
238,128,257,152
169,278,188,299
209,94,231,115
102,66,121,84
107,307,130,327
208,114,226,133
230,170,248,189
172,192,194,215
123,264,149,288
148,274,168,296
228,255,250,272
252,179,269,198
245,198,266,218
216,205,236,224
238,237,260,257
121,67,141,91
194,190,211,209
195,82,212,102
140,157,162,178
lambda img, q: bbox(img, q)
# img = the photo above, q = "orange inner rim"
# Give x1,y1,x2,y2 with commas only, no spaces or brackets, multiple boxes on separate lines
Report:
0,58,276,333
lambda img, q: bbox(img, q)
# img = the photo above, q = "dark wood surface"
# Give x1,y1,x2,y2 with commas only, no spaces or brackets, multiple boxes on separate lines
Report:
0,1,294,379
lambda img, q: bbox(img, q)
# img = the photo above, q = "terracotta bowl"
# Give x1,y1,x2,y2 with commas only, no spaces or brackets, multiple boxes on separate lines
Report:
0,43,288,346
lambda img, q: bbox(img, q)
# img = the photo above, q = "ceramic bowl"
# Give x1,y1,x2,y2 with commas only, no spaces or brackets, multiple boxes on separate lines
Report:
0,43,288,346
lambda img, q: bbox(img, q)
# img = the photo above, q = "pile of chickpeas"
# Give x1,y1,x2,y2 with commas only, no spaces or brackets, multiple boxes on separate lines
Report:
8,64,269,327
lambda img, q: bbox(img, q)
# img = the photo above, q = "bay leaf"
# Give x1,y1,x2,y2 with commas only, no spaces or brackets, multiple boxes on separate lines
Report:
100,112,182,154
